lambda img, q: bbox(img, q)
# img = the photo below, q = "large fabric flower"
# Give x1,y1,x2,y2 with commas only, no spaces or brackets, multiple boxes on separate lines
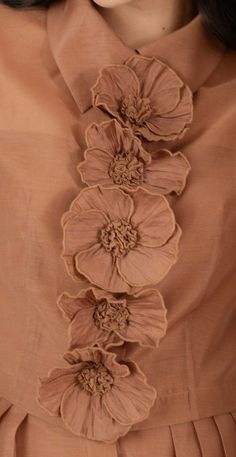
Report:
61,185,181,292
77,119,191,195
37,346,156,443
57,286,167,350
91,55,193,142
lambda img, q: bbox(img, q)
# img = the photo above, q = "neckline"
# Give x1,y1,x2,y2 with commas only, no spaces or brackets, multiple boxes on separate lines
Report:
46,0,226,113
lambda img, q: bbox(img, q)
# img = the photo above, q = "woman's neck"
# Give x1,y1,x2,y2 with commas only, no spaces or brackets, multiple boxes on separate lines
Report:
95,0,196,48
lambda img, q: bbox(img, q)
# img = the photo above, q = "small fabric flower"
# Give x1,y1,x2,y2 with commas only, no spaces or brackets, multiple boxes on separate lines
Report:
91,55,193,142
77,119,191,195
61,185,181,293
57,287,167,350
37,346,156,443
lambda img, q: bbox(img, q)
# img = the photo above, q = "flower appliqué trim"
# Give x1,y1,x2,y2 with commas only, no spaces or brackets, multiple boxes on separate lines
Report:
37,346,157,443
61,185,181,292
37,52,193,443
57,286,167,350
91,55,193,142
78,119,191,195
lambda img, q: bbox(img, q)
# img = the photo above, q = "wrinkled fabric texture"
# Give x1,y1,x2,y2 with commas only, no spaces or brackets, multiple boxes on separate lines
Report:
0,0,236,453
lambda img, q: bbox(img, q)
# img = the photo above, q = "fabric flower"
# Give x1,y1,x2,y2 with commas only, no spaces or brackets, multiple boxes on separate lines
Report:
77,119,191,195
91,55,193,142
37,346,156,443
61,185,181,293
57,286,167,350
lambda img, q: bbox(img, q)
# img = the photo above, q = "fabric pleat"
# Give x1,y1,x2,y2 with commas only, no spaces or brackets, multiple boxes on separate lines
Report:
0,398,27,457
0,397,236,457
118,410,236,457
214,414,236,457
0,397,119,457
170,421,202,457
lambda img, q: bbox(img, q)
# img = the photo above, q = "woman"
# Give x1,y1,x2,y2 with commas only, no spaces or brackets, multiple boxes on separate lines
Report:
0,0,235,455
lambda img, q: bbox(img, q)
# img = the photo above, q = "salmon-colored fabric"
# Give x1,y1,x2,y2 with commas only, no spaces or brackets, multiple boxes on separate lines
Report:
1,399,236,456
0,0,236,453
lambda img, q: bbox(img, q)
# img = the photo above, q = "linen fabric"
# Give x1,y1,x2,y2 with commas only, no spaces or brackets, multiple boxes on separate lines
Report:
0,0,236,454
1,400,236,456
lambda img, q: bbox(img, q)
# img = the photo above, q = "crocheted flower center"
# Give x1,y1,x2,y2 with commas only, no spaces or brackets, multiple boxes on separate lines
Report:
77,362,114,396
120,94,152,126
108,151,144,187
93,299,130,331
100,219,138,257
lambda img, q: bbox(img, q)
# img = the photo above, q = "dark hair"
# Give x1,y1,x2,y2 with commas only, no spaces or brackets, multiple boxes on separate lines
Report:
1,0,236,50
197,0,236,49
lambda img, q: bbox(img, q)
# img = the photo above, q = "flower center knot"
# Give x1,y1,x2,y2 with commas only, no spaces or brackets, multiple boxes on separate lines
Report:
109,151,144,187
100,219,137,257
93,299,130,331
77,362,114,396
120,94,152,126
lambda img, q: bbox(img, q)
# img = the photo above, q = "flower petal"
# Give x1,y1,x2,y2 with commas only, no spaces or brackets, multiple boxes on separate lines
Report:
104,354,130,379
75,243,130,293
37,365,83,416
61,386,130,442
144,149,191,195
126,55,182,114
146,86,193,140
66,185,134,224
117,289,167,347
70,306,105,348
85,119,125,153
92,65,140,122
118,225,182,287
62,209,108,256
103,360,156,426
132,124,162,142
64,345,130,378
131,188,175,247
57,291,93,321
78,148,112,187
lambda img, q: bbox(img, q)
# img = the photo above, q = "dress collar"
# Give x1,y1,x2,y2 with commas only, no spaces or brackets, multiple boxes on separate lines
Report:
47,0,225,114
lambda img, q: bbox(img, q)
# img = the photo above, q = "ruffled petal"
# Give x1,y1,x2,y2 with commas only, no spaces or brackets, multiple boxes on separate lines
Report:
64,347,130,378
75,244,130,292
78,148,112,187
57,290,93,321
117,289,167,347
103,354,130,379
144,149,191,195
131,188,176,247
62,209,108,255
126,55,182,113
162,85,193,120
118,225,182,287
65,185,134,224
70,306,105,348
85,119,130,155
91,65,140,122
37,365,83,416
132,123,164,142
103,360,156,426
85,120,118,152
61,386,130,442
146,85,193,140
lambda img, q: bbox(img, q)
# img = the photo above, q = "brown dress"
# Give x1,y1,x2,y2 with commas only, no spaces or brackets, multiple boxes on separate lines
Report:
0,0,235,455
